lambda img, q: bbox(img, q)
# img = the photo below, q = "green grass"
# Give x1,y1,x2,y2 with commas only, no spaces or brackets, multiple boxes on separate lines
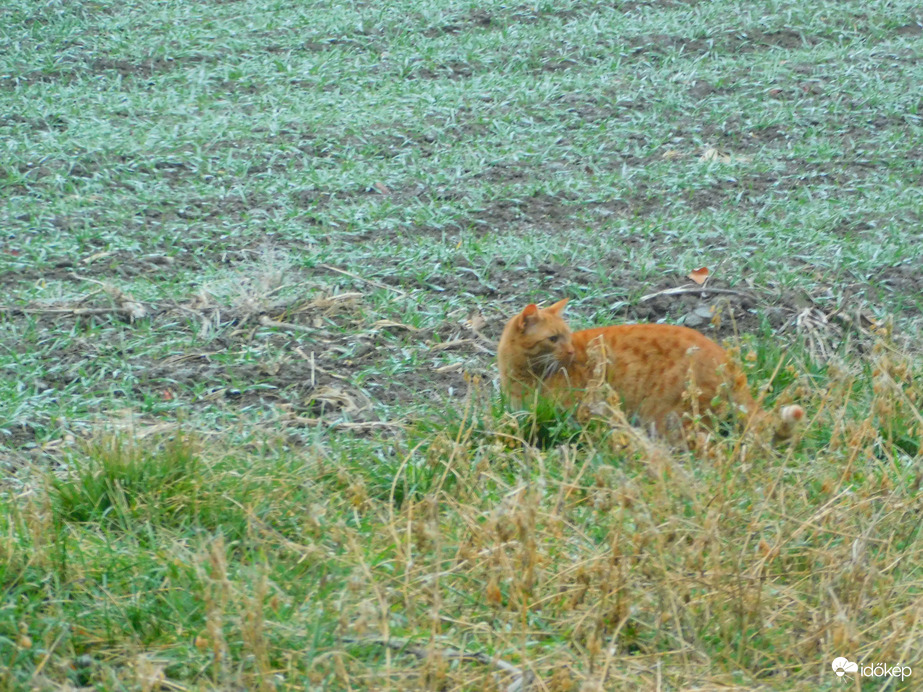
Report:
1,0,922,688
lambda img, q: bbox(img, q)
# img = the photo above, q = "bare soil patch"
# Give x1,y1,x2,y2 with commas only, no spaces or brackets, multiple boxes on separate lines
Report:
90,55,221,77
6,53,224,86
0,287,485,446
871,262,923,314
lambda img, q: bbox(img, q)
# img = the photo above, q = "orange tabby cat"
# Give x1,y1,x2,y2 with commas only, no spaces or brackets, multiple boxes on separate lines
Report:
498,299,804,443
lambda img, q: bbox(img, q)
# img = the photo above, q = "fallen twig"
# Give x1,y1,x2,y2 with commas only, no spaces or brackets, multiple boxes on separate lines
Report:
258,315,315,333
638,285,756,303
0,305,146,319
371,319,420,332
430,338,495,354
318,263,407,296
287,416,405,432
435,362,464,373
294,347,351,381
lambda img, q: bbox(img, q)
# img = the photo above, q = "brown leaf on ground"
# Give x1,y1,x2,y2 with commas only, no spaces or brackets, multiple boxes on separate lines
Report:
688,267,709,285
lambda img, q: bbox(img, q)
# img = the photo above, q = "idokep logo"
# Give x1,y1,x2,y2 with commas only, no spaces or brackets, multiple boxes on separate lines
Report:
831,657,858,676
831,657,912,681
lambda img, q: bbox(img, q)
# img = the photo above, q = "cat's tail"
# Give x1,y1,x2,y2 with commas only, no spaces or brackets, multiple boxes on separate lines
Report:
770,404,805,445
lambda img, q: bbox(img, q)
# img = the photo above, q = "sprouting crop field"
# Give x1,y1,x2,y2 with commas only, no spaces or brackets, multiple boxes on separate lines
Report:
1,0,922,689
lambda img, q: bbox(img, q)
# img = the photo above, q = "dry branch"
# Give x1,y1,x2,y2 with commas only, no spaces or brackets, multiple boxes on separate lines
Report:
258,315,315,334
294,291,364,314
293,348,352,381
371,319,420,332
286,416,404,432
430,338,495,355
0,305,148,320
318,263,407,296
638,285,756,303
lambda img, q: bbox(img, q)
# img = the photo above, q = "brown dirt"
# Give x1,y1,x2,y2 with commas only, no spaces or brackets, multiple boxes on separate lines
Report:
90,55,221,77
0,240,254,289
870,263,923,312
6,53,224,86
1,291,485,438
0,423,43,450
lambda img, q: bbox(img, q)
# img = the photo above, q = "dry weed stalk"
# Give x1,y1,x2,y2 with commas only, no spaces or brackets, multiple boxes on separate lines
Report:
196,536,231,684
240,568,273,692
0,279,149,322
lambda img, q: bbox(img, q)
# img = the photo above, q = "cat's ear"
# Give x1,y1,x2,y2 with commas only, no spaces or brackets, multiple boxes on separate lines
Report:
518,304,540,332
547,298,569,315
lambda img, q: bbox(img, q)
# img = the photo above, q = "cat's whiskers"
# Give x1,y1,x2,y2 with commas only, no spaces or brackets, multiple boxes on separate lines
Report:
533,352,565,380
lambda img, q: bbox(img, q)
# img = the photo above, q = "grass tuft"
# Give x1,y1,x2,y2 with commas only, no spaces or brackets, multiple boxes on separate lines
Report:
51,434,202,527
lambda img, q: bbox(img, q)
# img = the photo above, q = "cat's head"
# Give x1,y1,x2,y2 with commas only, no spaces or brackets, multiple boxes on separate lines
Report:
501,299,576,375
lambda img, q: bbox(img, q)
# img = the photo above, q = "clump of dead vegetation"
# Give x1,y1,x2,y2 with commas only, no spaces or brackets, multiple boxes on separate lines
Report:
318,332,922,690
2,324,921,690
1,258,919,691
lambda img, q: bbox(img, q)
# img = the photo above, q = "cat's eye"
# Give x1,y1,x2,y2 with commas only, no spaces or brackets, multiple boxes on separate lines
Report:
548,334,560,343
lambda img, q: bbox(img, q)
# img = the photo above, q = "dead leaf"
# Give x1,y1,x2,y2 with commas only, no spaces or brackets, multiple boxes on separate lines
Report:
81,250,115,265
372,181,391,195
661,149,684,160
688,267,709,285
700,147,732,163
